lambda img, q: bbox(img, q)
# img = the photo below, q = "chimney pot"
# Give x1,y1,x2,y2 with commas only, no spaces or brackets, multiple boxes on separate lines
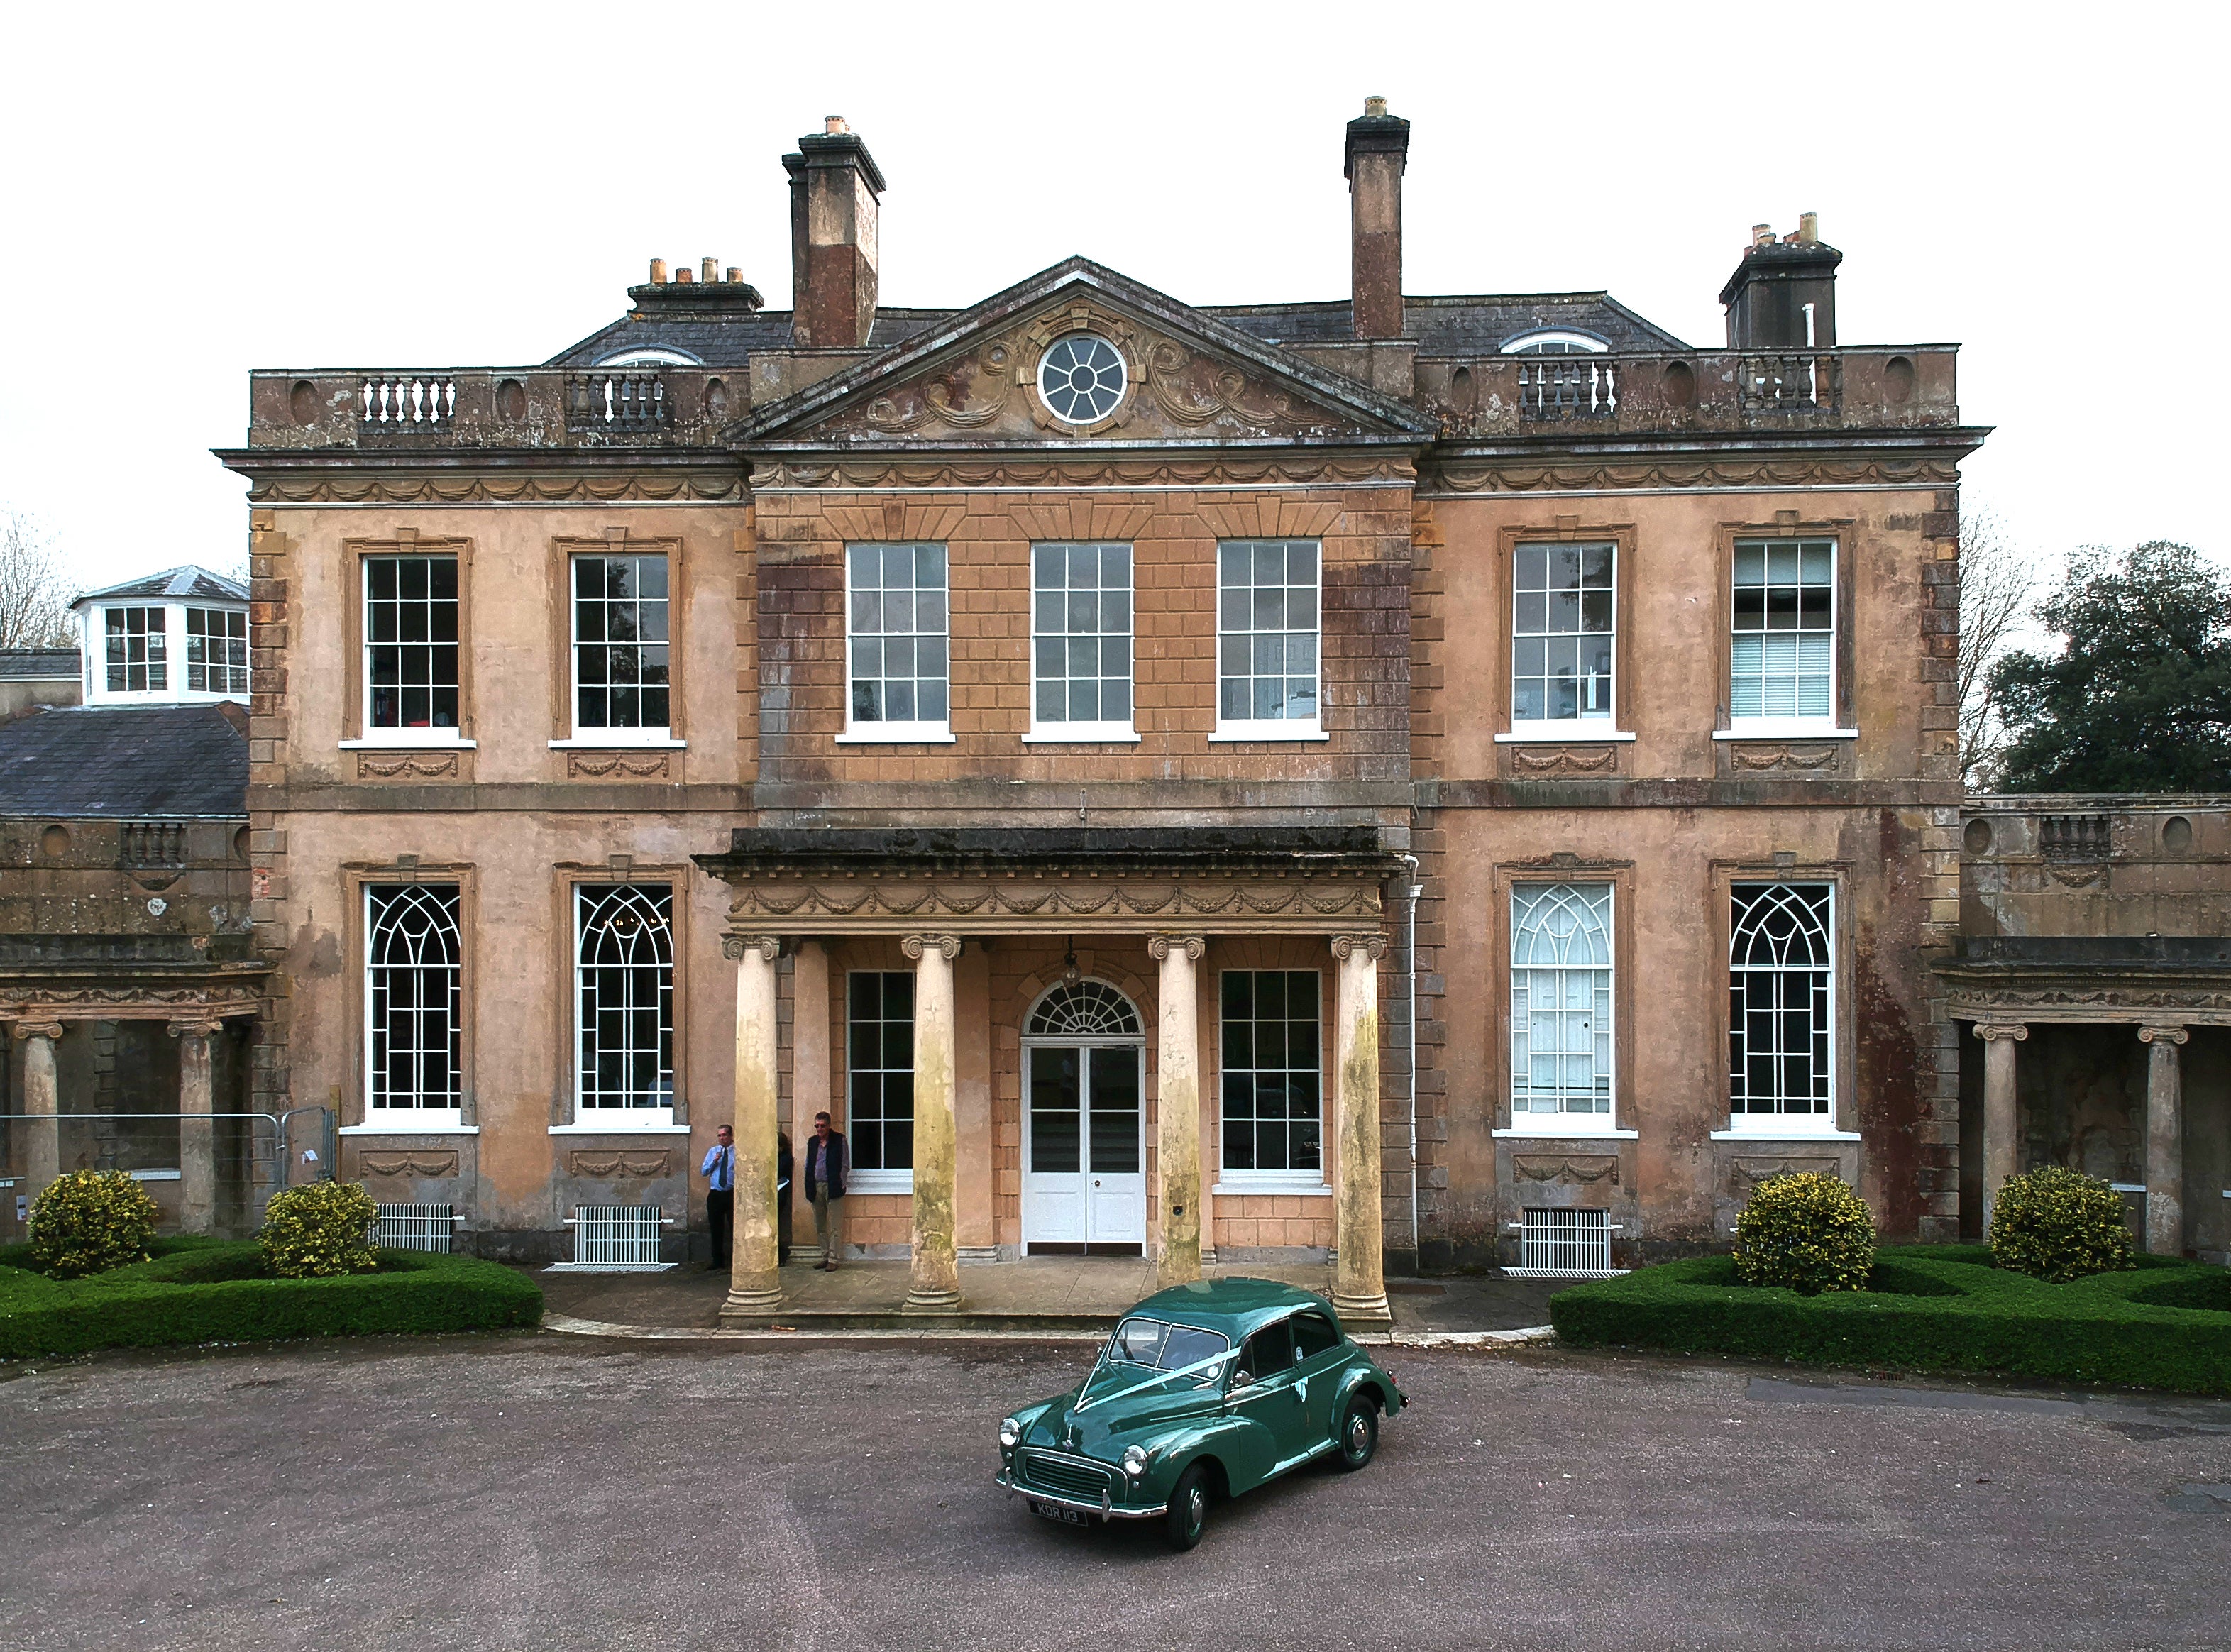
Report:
701,256,717,284
725,267,741,284
1344,99,1411,341
825,114,848,134
785,120,886,348
1722,221,1842,348
649,257,667,285
1798,211,1819,244
676,266,693,284
1753,223,1775,247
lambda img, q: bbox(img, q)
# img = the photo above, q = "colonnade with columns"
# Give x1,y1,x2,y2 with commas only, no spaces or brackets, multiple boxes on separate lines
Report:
1972,1018,2200,1252
716,927,1392,1323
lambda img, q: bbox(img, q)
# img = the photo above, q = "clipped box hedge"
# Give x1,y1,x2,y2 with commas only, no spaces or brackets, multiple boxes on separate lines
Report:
0,1238,541,1360
1550,1245,2231,1394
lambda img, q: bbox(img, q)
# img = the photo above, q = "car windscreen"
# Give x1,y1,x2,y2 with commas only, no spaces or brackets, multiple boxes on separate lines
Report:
1108,1317,1231,1378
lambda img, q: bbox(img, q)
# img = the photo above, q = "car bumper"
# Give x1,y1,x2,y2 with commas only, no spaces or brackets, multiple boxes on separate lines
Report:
996,1467,1167,1521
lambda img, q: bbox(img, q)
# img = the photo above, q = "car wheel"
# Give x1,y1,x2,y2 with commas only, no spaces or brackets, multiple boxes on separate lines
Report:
1164,1464,1208,1551
1335,1395,1378,1471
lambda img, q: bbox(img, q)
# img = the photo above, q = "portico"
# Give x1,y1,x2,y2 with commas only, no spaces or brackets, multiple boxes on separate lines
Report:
695,827,1403,1326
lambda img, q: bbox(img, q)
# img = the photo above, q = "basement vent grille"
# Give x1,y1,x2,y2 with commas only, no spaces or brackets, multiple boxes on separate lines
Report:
1507,1208,1622,1278
373,1203,459,1255
569,1204,668,1269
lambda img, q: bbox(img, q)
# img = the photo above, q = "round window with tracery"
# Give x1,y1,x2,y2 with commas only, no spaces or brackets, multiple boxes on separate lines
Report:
1037,334,1127,424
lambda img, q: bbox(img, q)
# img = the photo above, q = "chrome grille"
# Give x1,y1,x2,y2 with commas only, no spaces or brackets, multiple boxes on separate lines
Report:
1022,1451,1110,1501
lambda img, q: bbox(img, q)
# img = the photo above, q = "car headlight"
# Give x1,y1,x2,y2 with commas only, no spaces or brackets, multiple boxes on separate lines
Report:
998,1417,1021,1449
1121,1445,1149,1479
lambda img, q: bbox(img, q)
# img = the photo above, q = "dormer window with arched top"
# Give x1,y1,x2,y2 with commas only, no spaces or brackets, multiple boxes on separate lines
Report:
1500,329,1610,356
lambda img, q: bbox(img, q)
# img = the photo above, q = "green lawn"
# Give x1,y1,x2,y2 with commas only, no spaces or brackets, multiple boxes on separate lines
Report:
0,1238,542,1360
1550,1245,2231,1394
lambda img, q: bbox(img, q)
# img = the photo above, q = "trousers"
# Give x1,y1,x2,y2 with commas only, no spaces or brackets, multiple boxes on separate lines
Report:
812,1188,844,1265
706,1189,732,1264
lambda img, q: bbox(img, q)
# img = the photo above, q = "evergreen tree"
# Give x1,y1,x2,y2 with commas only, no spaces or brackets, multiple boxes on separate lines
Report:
1990,541,2231,792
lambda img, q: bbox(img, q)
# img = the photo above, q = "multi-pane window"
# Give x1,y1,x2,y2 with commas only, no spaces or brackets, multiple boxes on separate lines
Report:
185,607,248,695
1729,883,1835,1123
1731,539,1835,722
365,555,461,732
572,555,669,734
1031,543,1133,731
1217,540,1321,727
365,883,463,1113
574,884,673,1115
1220,970,1322,1177
1512,543,1614,723
1511,883,1613,1118
847,544,949,729
104,607,167,693
847,971,915,1173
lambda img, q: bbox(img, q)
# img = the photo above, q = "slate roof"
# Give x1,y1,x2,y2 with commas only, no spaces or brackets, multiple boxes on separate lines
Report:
546,285,1687,370
0,649,79,681
70,566,247,607
0,705,248,819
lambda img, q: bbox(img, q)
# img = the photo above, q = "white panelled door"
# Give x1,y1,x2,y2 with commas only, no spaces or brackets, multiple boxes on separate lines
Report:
1023,1042,1145,1252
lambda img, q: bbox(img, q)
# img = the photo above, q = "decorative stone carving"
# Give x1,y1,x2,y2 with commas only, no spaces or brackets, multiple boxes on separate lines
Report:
1147,935,1206,962
1145,338,1307,430
722,935,781,962
900,932,963,962
0,989,260,1022
2046,863,2108,888
247,470,744,505
1423,456,1963,495
2138,1025,2191,1047
566,1150,673,1179
1329,933,1388,962
565,750,671,780
720,877,1383,935
753,456,1413,492
356,751,461,781
362,1150,461,1178
1946,990,2231,1025
1506,744,1619,776
9,1020,65,1042
1511,1154,1619,1186
1725,745,1841,773
1729,1156,1844,1186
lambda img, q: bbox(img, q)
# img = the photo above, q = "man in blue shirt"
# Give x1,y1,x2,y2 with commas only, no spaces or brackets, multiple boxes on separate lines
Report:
700,1125,735,1271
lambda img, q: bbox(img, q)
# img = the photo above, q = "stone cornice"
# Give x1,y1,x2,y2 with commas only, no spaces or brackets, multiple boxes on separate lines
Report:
1418,436,1984,497
749,453,1416,492
215,447,745,505
713,874,1385,937
1941,976,2231,1026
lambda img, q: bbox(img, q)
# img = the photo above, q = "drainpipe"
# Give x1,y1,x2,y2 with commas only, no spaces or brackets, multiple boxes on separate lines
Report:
1399,854,1424,1267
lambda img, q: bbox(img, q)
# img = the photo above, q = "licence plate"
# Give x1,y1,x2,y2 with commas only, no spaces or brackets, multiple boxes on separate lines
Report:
1029,1499,1089,1526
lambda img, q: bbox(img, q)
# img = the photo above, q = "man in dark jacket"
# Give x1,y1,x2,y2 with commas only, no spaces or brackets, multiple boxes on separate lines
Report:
801,1111,847,1270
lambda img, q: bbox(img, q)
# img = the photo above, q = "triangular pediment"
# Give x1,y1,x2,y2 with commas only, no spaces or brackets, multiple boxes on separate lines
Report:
732,258,1436,452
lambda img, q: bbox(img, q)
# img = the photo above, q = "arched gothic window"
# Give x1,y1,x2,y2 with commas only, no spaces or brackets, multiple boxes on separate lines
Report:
365,883,463,1112
575,883,674,1112
1511,883,1613,1116
1027,979,1142,1039
1729,883,1835,1119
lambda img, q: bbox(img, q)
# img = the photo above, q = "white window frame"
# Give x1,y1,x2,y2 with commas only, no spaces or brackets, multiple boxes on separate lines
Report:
1726,537,1844,737
1504,882,1621,1134
1719,881,1852,1139
183,606,249,698
358,553,468,748
1503,541,1630,742
837,543,956,747
1213,968,1330,1196
362,882,465,1130
1025,541,1138,744
99,605,170,697
1212,539,1328,744
563,551,678,749
1499,329,1609,355
844,969,916,1194
569,883,677,1130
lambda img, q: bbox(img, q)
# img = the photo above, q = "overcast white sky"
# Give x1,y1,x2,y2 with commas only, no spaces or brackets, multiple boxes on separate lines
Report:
1,1,2219,595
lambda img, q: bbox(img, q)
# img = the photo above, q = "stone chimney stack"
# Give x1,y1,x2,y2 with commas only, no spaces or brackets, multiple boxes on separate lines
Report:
1344,96,1411,341
1720,213,1841,349
784,116,886,349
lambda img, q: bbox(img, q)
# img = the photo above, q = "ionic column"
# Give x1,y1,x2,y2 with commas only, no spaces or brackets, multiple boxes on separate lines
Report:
903,933,962,1311
1150,935,1206,1289
1974,1023,2027,1228
2139,1025,2189,1255
170,1019,224,1235
12,1022,63,1195
724,936,783,1313
1331,934,1389,1323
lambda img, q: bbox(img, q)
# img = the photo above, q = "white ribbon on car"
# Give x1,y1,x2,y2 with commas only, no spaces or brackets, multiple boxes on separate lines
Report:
1071,1345,1235,1414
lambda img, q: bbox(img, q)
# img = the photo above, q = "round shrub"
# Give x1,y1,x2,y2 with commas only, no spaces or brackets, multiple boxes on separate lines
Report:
1990,1165,2134,1282
1731,1172,1876,1295
28,1169,160,1279
258,1181,380,1279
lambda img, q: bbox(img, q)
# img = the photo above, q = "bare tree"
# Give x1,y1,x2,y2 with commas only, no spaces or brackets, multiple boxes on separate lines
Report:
0,511,77,649
1958,505,2037,788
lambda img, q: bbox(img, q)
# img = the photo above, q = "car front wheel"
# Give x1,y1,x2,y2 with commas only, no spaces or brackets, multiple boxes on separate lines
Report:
1335,1396,1378,1471
1164,1464,1208,1551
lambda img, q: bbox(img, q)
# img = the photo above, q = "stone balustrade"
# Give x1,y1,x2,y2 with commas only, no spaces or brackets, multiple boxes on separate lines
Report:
247,365,740,450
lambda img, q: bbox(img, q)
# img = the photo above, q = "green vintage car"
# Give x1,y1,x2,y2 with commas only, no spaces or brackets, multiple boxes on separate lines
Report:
996,1277,1409,1550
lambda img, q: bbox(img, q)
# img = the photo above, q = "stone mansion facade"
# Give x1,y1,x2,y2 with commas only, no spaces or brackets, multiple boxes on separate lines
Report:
200,104,1998,1315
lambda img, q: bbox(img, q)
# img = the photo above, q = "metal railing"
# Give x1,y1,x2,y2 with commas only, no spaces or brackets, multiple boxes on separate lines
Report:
563,1204,671,1267
1506,1207,1623,1278
374,1202,461,1253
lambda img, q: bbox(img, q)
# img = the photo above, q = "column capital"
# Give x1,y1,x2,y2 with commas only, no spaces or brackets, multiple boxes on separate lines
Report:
722,934,781,962
168,1018,226,1040
1148,935,1205,962
901,933,962,962
1972,1022,2028,1042
2138,1025,2191,1046
10,1020,64,1042
1330,933,1387,962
